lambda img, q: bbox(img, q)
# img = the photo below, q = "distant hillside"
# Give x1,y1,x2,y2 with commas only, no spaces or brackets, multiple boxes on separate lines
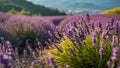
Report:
29,0,120,14
101,7,120,14
0,0,66,16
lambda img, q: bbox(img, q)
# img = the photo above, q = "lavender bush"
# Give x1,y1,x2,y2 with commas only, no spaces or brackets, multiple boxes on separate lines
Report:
0,14,55,54
0,37,52,68
49,14,120,68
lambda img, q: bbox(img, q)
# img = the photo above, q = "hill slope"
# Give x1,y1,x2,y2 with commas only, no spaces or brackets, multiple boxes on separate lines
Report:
0,0,66,16
28,0,120,14
101,7,120,14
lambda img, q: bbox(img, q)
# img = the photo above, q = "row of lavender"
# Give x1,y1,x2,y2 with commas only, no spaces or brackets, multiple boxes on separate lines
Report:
48,14,120,68
0,12,56,68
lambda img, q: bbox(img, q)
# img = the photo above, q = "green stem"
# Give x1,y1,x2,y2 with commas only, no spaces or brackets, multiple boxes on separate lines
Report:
111,61,115,68
98,56,102,68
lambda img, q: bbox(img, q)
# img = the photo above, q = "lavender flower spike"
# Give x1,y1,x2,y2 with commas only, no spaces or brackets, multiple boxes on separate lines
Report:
49,56,55,64
111,46,119,61
107,60,113,68
111,35,116,47
98,22,102,32
99,41,104,56
116,22,119,35
48,30,53,37
102,31,107,41
68,48,76,56
92,32,97,46
86,14,90,20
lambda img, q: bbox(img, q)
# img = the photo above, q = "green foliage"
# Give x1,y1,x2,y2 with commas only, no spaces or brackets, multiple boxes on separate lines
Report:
7,9,31,15
18,9,31,15
0,0,66,16
9,23,36,40
7,23,37,54
101,7,120,14
7,8,17,14
51,35,112,68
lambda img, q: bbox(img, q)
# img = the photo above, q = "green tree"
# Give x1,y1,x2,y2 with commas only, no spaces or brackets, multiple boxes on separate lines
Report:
7,8,17,14
18,9,31,15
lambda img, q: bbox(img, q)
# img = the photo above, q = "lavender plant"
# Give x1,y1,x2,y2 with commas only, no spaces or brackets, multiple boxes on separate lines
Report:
0,37,51,68
0,15,55,54
49,14,120,68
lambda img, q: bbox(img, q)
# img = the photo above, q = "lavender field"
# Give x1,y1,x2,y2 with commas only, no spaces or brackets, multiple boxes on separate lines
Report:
0,11,120,68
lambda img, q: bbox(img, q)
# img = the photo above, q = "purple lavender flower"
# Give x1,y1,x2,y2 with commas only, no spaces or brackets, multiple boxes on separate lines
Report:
92,32,97,46
110,18,114,26
49,56,58,68
48,38,53,44
105,23,110,30
48,30,53,37
53,31,59,38
65,24,70,29
53,43,63,53
102,31,107,41
71,20,77,28
49,56,55,64
98,22,102,32
116,22,119,35
68,48,76,56
86,14,90,20
23,49,27,58
99,41,104,56
26,40,33,54
111,46,119,61
79,29,86,40
6,41,16,61
111,36,116,47
75,36,82,49
27,45,33,55
55,26,61,32
111,56,117,61
0,54,12,68
67,29,74,38
107,60,113,68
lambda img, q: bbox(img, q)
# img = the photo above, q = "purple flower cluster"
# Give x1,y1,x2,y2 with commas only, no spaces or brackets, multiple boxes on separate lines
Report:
111,46,119,61
48,14,120,68
0,38,16,68
0,37,50,68
0,53,12,68
68,48,76,56
92,32,97,46
107,46,119,68
99,41,104,56
49,56,58,68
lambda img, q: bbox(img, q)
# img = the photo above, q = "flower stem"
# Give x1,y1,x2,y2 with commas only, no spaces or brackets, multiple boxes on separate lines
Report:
98,56,102,68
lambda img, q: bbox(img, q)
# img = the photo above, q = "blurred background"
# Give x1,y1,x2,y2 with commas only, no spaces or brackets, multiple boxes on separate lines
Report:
27,0,120,14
